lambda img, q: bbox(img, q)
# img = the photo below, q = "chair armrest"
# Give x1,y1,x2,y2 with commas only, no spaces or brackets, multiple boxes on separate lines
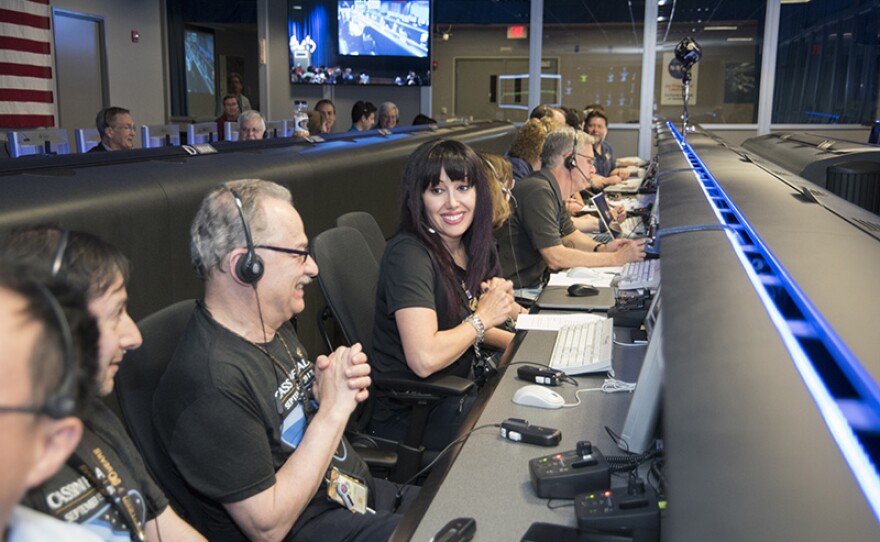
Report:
374,374,474,398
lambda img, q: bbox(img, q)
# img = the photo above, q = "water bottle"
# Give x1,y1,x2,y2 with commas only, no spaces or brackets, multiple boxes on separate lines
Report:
293,100,309,137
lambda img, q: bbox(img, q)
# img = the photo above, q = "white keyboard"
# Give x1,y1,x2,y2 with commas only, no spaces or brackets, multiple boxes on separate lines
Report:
615,260,660,290
548,319,614,375
620,216,646,236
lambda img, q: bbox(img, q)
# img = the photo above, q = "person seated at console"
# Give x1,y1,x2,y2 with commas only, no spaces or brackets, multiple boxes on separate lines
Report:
412,113,437,126
478,151,514,231
1,227,206,541
585,110,631,189
153,180,417,541
0,262,104,541
216,95,241,141
90,107,135,152
315,99,337,133
529,104,567,126
371,140,520,450
349,100,376,132
496,127,646,293
377,102,399,129
238,110,266,141
506,117,557,181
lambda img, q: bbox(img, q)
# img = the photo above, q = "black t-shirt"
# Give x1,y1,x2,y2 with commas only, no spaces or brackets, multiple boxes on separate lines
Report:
152,302,369,541
22,400,169,541
496,168,577,288
371,233,473,425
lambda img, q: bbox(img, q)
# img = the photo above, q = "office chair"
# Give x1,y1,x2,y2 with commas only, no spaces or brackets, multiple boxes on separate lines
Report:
223,121,239,141
8,128,71,157
264,120,286,139
335,211,387,264
312,226,474,482
74,128,101,153
140,124,181,148
113,299,209,533
186,122,219,144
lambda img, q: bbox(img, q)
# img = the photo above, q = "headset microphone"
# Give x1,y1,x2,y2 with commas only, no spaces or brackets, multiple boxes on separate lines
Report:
40,228,76,420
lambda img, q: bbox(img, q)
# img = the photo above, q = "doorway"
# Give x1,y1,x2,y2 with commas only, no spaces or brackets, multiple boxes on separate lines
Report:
52,10,108,135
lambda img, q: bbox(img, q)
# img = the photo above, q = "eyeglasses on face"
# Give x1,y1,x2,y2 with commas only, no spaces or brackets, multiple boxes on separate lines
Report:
254,244,310,262
576,153,597,166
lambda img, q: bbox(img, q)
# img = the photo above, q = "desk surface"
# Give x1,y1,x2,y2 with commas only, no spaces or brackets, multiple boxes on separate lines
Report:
407,330,646,541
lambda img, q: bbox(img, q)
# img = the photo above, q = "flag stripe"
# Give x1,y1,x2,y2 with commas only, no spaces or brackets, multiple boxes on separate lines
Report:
0,48,51,67
0,21,52,42
0,100,54,115
0,9,50,30
0,88,52,102
4,0,51,17
0,114,55,128
0,61,51,78
0,35,49,54
0,74,52,90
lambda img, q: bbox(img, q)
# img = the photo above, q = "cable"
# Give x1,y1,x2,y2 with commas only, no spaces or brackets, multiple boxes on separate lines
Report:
560,377,636,408
655,223,733,238
393,423,501,502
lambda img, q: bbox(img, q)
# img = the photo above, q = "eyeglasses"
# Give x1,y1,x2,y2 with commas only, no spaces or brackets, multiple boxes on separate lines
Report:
255,244,310,262
576,153,597,167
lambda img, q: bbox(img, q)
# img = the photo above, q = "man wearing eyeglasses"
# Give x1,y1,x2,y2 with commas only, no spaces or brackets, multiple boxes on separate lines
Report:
0,263,103,541
90,107,136,152
496,126,647,293
153,179,416,542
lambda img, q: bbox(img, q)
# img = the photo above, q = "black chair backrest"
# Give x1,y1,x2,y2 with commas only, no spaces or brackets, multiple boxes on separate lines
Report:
336,211,387,265
312,226,379,357
113,300,207,531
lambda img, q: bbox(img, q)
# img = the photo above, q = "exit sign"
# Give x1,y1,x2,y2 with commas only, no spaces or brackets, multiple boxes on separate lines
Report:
507,25,527,39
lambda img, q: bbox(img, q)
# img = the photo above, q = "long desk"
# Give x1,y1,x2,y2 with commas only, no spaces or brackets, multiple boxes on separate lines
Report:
393,124,880,541
399,326,648,541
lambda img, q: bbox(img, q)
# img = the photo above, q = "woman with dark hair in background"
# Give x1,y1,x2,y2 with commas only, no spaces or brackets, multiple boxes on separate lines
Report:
371,139,518,450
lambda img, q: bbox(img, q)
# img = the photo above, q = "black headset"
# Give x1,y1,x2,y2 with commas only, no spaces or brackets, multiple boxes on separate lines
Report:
564,135,578,171
229,188,264,284
41,228,76,419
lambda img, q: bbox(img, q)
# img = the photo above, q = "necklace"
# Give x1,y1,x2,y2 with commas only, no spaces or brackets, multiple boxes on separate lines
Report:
244,331,315,418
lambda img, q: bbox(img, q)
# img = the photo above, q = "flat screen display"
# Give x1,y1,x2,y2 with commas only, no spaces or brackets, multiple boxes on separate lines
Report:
288,0,431,86
185,28,216,117
338,1,429,57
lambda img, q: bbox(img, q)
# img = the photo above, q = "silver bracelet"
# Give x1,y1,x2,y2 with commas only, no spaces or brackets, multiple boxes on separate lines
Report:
464,314,485,345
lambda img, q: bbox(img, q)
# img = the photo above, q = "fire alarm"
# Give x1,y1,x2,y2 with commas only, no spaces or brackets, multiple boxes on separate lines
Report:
131,30,140,43
432,60,438,70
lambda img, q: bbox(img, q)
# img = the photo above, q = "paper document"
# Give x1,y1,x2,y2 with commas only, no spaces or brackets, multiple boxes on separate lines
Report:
546,267,622,288
516,313,607,331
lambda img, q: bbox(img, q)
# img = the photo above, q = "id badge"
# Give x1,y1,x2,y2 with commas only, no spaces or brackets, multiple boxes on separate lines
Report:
280,403,306,449
327,467,369,514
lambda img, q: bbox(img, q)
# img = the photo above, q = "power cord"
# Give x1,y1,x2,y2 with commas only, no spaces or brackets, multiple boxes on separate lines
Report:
560,378,636,408
392,423,501,507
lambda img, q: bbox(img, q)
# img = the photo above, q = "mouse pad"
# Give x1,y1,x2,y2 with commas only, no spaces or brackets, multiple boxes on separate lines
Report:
535,285,615,311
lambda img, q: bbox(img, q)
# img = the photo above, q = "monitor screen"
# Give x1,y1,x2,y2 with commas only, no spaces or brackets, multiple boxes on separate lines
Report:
618,313,664,454
338,1,429,57
185,28,216,118
288,0,431,86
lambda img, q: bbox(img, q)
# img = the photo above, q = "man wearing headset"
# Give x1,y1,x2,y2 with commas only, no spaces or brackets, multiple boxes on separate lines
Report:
0,228,205,542
0,262,104,541
152,180,416,542
496,126,646,293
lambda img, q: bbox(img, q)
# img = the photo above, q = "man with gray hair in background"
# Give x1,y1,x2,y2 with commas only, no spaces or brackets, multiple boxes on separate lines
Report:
496,126,646,293
238,110,266,141
153,179,416,541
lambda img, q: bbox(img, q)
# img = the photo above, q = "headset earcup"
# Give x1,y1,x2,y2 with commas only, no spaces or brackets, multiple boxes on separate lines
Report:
235,251,264,284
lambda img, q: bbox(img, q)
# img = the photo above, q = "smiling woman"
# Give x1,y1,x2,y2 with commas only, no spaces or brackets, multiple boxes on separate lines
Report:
370,139,520,450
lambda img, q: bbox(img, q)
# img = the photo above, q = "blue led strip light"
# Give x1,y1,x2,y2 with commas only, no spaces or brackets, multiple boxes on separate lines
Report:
668,121,880,521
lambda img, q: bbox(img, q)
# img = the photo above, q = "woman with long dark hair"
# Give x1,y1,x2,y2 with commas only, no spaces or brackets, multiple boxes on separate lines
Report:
371,139,518,449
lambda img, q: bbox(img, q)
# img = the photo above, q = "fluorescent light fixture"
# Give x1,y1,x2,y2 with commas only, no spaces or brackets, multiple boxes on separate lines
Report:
658,16,668,22
705,25,738,31
727,37,754,42
781,0,811,4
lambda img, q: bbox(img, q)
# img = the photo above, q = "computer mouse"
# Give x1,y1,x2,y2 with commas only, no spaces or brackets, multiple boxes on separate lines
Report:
567,283,599,297
512,385,565,410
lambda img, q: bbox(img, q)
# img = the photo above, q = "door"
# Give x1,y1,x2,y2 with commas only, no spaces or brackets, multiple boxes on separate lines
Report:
53,10,107,136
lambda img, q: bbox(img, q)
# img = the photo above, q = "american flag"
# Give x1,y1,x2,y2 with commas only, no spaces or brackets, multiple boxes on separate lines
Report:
0,0,55,129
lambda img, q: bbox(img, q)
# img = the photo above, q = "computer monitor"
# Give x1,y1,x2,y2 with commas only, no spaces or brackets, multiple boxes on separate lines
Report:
617,313,664,454
591,192,617,238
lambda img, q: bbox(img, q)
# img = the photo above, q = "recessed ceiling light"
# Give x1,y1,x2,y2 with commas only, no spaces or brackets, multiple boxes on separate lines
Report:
705,25,738,31
727,37,754,42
